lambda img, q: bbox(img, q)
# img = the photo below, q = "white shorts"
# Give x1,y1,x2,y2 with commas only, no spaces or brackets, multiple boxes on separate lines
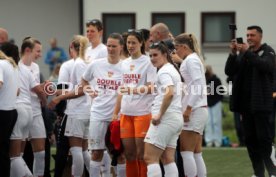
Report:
65,115,90,139
144,112,183,150
11,103,33,140
182,107,208,135
29,114,46,139
89,120,110,150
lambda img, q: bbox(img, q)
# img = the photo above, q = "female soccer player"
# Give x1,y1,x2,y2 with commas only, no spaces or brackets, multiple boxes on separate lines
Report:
175,33,208,177
113,29,156,177
143,41,183,177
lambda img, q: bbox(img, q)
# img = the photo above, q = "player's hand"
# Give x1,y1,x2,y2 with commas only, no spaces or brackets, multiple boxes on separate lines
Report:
48,97,60,110
151,114,161,126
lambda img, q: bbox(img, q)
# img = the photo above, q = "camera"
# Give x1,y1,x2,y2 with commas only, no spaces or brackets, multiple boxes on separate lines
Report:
229,24,237,31
236,37,243,44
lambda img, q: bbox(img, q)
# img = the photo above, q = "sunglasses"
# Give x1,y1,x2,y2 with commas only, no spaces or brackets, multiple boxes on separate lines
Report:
86,19,103,30
127,29,143,37
149,41,166,48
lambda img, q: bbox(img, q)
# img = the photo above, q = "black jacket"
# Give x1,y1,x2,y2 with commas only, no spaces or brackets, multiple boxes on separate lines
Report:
225,43,276,113
206,75,224,107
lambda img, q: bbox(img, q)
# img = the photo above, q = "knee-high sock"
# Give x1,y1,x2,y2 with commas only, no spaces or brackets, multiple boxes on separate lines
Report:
90,160,101,177
19,153,33,176
83,150,91,172
164,162,178,177
194,152,207,177
138,160,147,177
33,151,45,177
101,151,111,177
126,160,139,177
117,164,126,177
70,147,84,177
181,151,197,177
10,157,32,177
147,163,162,177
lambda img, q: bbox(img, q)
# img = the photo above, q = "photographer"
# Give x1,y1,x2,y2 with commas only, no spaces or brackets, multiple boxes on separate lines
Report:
225,25,276,177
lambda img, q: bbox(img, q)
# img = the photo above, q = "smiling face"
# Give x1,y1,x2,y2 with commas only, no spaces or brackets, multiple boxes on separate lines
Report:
149,48,167,68
247,29,262,50
32,43,42,61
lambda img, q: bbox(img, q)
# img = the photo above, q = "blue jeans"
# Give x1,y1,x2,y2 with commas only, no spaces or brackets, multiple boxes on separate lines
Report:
204,102,222,146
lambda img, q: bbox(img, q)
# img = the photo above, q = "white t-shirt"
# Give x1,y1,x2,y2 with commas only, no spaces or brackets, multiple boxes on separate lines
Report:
121,55,157,116
85,43,107,62
26,62,42,116
180,53,207,111
57,59,75,115
0,60,19,110
16,61,39,106
151,63,182,115
58,59,75,89
83,58,122,121
66,58,91,116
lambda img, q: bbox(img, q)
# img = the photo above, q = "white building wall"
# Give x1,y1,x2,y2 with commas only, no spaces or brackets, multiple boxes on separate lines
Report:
84,0,276,85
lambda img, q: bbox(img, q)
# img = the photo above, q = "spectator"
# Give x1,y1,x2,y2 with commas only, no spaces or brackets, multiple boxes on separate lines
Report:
225,25,276,177
44,37,67,73
204,65,223,147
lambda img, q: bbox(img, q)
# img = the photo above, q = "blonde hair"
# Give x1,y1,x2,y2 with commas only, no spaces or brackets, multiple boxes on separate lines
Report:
71,35,88,60
0,50,17,68
174,33,204,63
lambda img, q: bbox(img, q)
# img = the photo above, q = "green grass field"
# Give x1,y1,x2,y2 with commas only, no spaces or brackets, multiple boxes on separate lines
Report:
204,147,252,177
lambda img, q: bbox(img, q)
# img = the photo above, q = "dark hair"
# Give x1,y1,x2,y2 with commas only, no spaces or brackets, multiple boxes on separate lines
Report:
0,42,20,64
149,41,183,81
140,28,150,41
86,19,103,31
108,33,124,45
247,25,263,34
121,32,129,57
127,29,145,54
163,39,175,53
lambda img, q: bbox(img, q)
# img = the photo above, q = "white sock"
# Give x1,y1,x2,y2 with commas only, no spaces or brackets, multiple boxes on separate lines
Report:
194,152,207,177
117,164,126,177
90,160,101,177
21,157,33,177
83,150,91,172
101,151,111,177
33,151,45,177
10,157,31,177
181,151,197,177
164,162,178,177
70,147,84,177
147,163,162,177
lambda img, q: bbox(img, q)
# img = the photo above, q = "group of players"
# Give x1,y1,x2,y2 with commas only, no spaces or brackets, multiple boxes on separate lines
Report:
0,20,208,177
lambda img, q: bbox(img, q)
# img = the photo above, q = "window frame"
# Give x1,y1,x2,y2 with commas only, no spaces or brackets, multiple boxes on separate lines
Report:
201,12,235,47
102,13,136,43
151,12,185,36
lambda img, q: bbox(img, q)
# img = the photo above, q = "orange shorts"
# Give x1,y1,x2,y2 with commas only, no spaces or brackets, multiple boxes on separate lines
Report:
120,114,151,138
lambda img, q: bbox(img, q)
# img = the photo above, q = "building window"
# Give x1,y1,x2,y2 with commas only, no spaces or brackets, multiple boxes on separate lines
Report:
152,13,185,37
102,13,135,43
201,12,235,47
